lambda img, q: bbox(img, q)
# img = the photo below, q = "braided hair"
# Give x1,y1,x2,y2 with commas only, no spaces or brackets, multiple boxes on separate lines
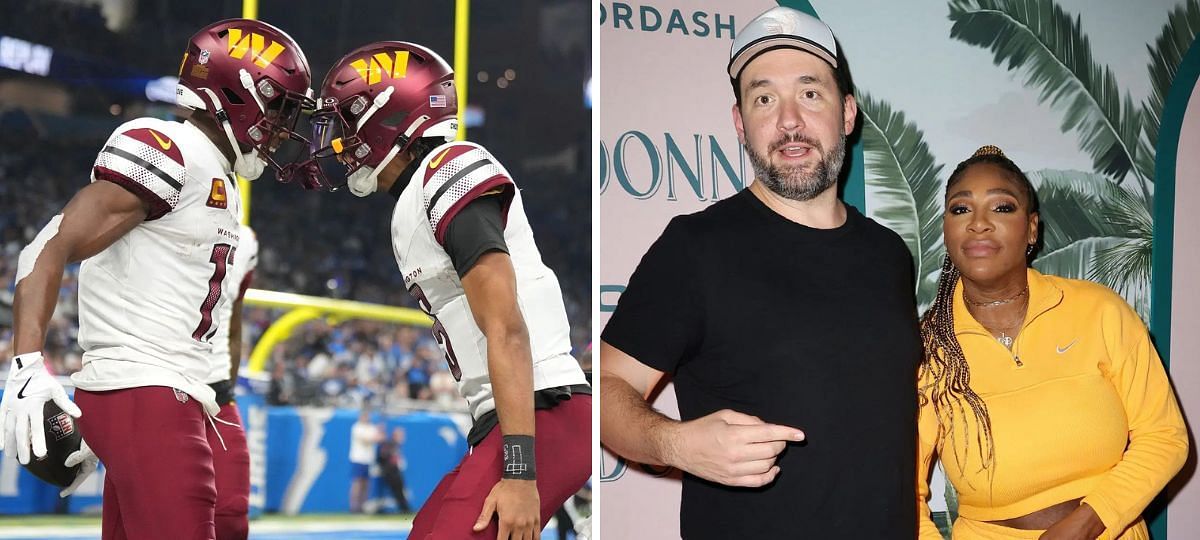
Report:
919,145,1038,474
920,255,995,473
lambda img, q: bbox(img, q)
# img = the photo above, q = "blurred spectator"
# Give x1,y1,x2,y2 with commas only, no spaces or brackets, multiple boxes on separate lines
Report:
268,359,295,405
377,426,412,514
406,344,437,400
348,410,383,514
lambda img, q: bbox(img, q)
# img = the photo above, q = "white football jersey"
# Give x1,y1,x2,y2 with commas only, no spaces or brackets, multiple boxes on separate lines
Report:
72,117,242,414
207,224,258,383
391,141,587,421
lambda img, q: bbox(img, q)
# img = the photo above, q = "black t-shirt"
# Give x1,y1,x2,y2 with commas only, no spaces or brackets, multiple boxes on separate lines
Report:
443,193,509,277
602,189,921,539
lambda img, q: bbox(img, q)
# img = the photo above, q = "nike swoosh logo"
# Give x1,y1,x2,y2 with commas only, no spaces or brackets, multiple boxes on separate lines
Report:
1056,339,1078,354
429,149,451,169
16,379,31,399
149,130,172,150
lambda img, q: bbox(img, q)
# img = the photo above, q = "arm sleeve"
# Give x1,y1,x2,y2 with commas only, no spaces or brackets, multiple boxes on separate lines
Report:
600,217,703,375
91,126,187,220
1081,301,1188,536
917,381,948,540
443,194,509,278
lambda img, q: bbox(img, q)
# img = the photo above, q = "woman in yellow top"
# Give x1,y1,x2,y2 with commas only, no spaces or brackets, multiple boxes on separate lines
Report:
916,146,1188,539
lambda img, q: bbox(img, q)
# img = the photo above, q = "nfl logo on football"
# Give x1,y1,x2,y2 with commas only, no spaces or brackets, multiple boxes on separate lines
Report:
46,412,75,442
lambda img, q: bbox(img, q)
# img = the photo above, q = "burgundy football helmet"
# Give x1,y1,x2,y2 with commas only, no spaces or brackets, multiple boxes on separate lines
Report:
293,41,458,193
176,18,314,179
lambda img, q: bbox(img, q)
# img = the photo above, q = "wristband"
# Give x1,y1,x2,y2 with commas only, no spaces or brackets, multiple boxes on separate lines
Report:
502,434,536,480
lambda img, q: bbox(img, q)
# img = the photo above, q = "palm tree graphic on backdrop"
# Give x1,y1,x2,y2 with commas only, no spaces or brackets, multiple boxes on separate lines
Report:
857,0,1199,535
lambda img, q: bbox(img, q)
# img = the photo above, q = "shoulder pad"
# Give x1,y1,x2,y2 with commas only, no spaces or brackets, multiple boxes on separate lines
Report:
93,120,188,219
420,142,514,244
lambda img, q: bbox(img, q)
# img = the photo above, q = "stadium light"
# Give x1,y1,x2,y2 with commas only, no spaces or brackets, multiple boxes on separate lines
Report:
0,36,53,76
144,76,178,103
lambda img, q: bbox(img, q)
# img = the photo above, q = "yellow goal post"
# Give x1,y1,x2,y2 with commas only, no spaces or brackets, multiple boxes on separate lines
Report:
242,289,431,374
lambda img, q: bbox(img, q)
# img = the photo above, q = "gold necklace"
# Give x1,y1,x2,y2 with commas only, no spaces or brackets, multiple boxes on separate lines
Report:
967,291,1029,363
965,285,1029,307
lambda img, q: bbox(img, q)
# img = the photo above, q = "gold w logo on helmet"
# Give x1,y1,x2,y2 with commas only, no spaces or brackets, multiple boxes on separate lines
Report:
350,51,411,85
226,28,286,68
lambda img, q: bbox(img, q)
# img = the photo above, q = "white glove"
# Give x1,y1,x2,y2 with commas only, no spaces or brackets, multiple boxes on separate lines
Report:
60,439,98,497
0,352,81,464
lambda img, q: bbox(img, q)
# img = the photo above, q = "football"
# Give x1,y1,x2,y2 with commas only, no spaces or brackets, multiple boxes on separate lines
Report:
21,401,82,488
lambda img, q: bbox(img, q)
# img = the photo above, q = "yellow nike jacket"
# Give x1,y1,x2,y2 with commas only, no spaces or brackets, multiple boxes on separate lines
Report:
917,269,1188,539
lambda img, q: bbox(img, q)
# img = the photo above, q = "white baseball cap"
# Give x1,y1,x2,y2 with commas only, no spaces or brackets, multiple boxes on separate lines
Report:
728,6,838,80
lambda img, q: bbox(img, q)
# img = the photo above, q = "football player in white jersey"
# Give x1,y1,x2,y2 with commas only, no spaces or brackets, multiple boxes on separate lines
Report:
0,19,311,539
296,42,590,540
205,223,258,539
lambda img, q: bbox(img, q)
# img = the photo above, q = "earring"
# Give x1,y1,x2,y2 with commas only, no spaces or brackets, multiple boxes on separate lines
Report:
1026,244,1035,256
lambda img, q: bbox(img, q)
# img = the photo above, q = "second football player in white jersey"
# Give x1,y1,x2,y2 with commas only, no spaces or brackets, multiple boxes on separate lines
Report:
205,223,258,540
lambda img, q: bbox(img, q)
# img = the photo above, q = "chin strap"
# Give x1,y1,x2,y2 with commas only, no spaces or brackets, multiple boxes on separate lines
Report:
346,142,405,197
197,87,266,180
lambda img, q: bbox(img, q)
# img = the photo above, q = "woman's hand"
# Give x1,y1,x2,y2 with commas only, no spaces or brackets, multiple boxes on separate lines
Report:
1038,503,1106,540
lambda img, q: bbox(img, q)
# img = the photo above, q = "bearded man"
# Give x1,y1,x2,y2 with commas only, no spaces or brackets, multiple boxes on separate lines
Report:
598,7,922,539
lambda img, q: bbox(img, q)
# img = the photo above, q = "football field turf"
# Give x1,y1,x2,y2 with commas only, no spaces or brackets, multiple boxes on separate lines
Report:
0,514,573,539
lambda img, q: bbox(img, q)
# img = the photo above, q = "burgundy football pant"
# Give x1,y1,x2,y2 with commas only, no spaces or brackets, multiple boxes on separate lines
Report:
207,402,250,540
409,394,591,539
76,387,217,540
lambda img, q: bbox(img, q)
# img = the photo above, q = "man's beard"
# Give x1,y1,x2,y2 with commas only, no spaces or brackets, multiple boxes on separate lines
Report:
746,131,846,202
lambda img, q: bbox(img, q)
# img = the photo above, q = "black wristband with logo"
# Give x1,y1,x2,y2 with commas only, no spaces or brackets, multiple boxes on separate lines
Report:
502,434,536,481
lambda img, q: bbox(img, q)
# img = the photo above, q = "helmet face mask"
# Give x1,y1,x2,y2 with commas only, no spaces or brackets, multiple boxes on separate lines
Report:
289,41,459,192
272,97,357,191
251,78,310,149
247,79,316,172
176,19,314,179
311,98,369,165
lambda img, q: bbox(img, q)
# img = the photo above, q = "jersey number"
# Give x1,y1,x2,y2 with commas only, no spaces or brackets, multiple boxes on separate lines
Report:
193,243,235,342
408,283,462,381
